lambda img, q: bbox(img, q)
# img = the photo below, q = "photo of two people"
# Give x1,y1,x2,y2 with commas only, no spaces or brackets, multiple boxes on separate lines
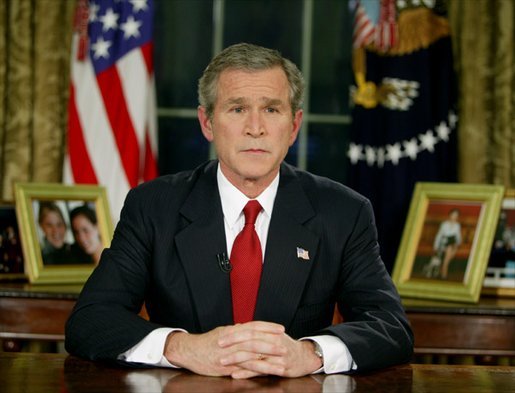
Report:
35,200,103,266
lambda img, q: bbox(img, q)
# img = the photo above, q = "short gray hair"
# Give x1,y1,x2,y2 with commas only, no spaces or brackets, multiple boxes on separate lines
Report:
198,43,305,119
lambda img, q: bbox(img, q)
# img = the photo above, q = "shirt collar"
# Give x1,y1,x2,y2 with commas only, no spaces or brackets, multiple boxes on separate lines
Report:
217,164,279,229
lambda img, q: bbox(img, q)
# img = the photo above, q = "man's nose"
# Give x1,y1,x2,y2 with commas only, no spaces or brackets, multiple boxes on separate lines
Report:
244,109,265,136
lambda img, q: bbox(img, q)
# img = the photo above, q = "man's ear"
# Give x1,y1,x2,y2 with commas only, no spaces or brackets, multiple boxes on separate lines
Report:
289,109,303,146
198,106,214,142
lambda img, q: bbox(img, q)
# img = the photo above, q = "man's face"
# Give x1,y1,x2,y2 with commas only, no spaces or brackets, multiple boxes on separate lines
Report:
198,67,302,189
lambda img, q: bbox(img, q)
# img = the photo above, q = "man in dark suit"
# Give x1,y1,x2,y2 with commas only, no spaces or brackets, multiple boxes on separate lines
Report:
65,43,413,379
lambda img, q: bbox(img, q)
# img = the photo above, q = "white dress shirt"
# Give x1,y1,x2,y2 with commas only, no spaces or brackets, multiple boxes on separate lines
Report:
119,165,356,373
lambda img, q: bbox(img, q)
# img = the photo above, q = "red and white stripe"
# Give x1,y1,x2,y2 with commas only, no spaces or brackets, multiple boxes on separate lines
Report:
353,2,376,48
375,0,398,51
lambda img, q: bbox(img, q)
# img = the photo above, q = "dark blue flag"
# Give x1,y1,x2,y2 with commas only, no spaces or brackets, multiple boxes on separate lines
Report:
348,0,458,271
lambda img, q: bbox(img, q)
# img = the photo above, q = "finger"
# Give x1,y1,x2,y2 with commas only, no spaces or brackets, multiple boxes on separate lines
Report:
220,341,286,366
220,340,288,363
244,321,285,332
218,326,285,347
233,357,286,378
235,337,288,356
221,321,285,337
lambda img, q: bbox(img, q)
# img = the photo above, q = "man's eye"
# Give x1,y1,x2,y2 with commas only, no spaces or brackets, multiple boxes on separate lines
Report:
265,107,278,113
232,107,244,113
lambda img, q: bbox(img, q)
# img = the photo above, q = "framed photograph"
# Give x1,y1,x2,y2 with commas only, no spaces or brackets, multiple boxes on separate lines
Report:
482,189,515,298
392,182,505,303
0,204,25,280
14,183,113,284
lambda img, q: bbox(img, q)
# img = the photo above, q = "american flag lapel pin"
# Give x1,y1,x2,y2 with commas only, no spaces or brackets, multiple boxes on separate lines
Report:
296,247,310,261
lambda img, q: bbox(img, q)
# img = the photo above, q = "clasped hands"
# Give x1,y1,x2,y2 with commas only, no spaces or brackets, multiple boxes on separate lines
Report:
163,321,322,379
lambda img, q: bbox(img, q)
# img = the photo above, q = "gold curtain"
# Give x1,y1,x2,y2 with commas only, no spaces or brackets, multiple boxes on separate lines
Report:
0,0,75,202
449,0,514,187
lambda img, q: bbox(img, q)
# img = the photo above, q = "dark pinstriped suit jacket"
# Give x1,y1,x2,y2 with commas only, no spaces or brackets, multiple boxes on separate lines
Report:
65,160,413,371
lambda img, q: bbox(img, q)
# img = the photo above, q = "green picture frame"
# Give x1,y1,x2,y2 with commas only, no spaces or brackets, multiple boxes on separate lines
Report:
392,182,504,303
482,189,515,298
14,183,113,285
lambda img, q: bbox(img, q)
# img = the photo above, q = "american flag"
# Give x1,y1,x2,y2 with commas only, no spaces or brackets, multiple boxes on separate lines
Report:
296,247,310,261
64,0,158,222
352,0,397,52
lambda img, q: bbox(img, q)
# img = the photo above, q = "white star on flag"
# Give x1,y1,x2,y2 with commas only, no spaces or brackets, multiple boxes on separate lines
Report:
419,130,438,153
403,138,419,160
386,143,402,165
448,111,458,128
347,143,363,164
130,0,149,12
100,8,119,31
91,37,112,59
89,3,100,22
121,16,142,39
436,121,450,141
365,145,376,167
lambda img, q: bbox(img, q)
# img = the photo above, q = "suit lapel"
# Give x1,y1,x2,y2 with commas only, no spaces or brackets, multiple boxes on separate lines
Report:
254,163,320,329
174,162,234,332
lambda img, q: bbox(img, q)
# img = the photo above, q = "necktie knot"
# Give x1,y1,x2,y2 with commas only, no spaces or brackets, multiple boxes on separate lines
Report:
243,200,262,225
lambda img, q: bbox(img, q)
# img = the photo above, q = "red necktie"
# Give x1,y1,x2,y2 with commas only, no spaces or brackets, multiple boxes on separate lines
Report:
230,200,263,323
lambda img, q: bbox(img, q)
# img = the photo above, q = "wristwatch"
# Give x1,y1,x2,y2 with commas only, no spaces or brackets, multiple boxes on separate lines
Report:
313,341,324,365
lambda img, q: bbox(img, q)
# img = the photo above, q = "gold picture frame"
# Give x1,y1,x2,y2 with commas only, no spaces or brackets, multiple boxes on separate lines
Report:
14,183,113,284
392,182,504,303
482,189,515,298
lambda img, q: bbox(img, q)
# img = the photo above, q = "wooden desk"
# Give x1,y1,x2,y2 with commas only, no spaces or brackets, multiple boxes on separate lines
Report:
0,284,80,345
1,283,514,360
1,352,514,393
403,297,515,358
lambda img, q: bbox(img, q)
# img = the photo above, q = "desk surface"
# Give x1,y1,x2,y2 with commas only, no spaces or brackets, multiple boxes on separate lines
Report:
0,352,514,393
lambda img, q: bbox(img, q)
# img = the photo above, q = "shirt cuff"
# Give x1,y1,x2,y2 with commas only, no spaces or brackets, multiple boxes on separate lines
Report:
118,327,187,368
301,335,357,374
